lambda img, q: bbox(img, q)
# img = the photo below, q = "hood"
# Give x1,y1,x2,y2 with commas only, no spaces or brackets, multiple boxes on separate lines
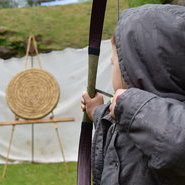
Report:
115,4,185,101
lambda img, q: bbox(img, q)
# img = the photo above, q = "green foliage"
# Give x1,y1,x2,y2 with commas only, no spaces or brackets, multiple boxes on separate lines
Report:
0,162,77,185
0,0,18,8
26,0,37,7
127,0,163,7
26,0,41,7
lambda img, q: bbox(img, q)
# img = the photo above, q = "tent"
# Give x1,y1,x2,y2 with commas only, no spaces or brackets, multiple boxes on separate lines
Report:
0,40,113,163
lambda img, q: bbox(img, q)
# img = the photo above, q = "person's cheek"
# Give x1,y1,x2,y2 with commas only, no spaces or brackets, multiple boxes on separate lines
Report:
112,64,122,91
112,64,118,91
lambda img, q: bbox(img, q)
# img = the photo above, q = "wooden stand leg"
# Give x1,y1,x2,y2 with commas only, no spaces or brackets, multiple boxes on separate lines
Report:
54,123,68,173
31,124,34,163
2,125,15,178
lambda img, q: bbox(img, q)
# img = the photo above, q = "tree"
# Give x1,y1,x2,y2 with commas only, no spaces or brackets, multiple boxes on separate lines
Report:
26,0,36,6
0,0,18,8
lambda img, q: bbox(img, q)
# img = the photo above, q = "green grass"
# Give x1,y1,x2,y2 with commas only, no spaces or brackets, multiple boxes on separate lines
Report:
0,0,166,58
0,162,77,185
0,0,127,58
127,0,163,7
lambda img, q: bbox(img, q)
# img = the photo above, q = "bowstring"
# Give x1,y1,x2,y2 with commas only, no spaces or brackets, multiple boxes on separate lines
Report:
117,0,120,21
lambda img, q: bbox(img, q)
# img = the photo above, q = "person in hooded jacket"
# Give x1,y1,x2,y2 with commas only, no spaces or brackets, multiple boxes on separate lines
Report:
81,4,185,185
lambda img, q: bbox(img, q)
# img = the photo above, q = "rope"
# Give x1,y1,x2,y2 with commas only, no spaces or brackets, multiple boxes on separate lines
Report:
24,36,42,69
32,36,42,69
24,36,32,69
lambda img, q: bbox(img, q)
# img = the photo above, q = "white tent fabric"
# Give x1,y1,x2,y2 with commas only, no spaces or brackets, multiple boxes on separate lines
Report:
0,40,113,163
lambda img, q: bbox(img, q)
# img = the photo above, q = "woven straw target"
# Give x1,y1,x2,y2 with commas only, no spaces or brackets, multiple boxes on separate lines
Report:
6,68,60,120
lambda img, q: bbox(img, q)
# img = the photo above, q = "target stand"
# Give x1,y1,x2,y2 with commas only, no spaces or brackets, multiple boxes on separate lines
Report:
1,36,75,178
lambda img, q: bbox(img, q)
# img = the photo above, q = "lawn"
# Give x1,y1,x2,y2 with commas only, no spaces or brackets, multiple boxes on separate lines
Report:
0,0,167,58
127,0,163,7
0,162,76,185
0,0,127,58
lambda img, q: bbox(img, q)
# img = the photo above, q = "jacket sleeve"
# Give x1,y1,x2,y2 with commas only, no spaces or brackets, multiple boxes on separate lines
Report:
115,88,185,174
92,104,114,185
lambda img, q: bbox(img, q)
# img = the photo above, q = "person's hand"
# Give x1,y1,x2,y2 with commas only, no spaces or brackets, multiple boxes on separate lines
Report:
81,92,104,121
109,89,127,119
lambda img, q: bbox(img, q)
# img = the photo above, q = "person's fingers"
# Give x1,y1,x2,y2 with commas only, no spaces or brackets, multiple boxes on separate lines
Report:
82,91,91,102
95,92,103,98
82,91,86,96
81,98,85,104
94,93,104,104
81,104,86,111
82,92,103,104
95,92,101,97
81,102,85,108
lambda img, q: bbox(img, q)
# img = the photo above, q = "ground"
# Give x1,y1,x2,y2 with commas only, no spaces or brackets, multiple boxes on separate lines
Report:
0,162,76,185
